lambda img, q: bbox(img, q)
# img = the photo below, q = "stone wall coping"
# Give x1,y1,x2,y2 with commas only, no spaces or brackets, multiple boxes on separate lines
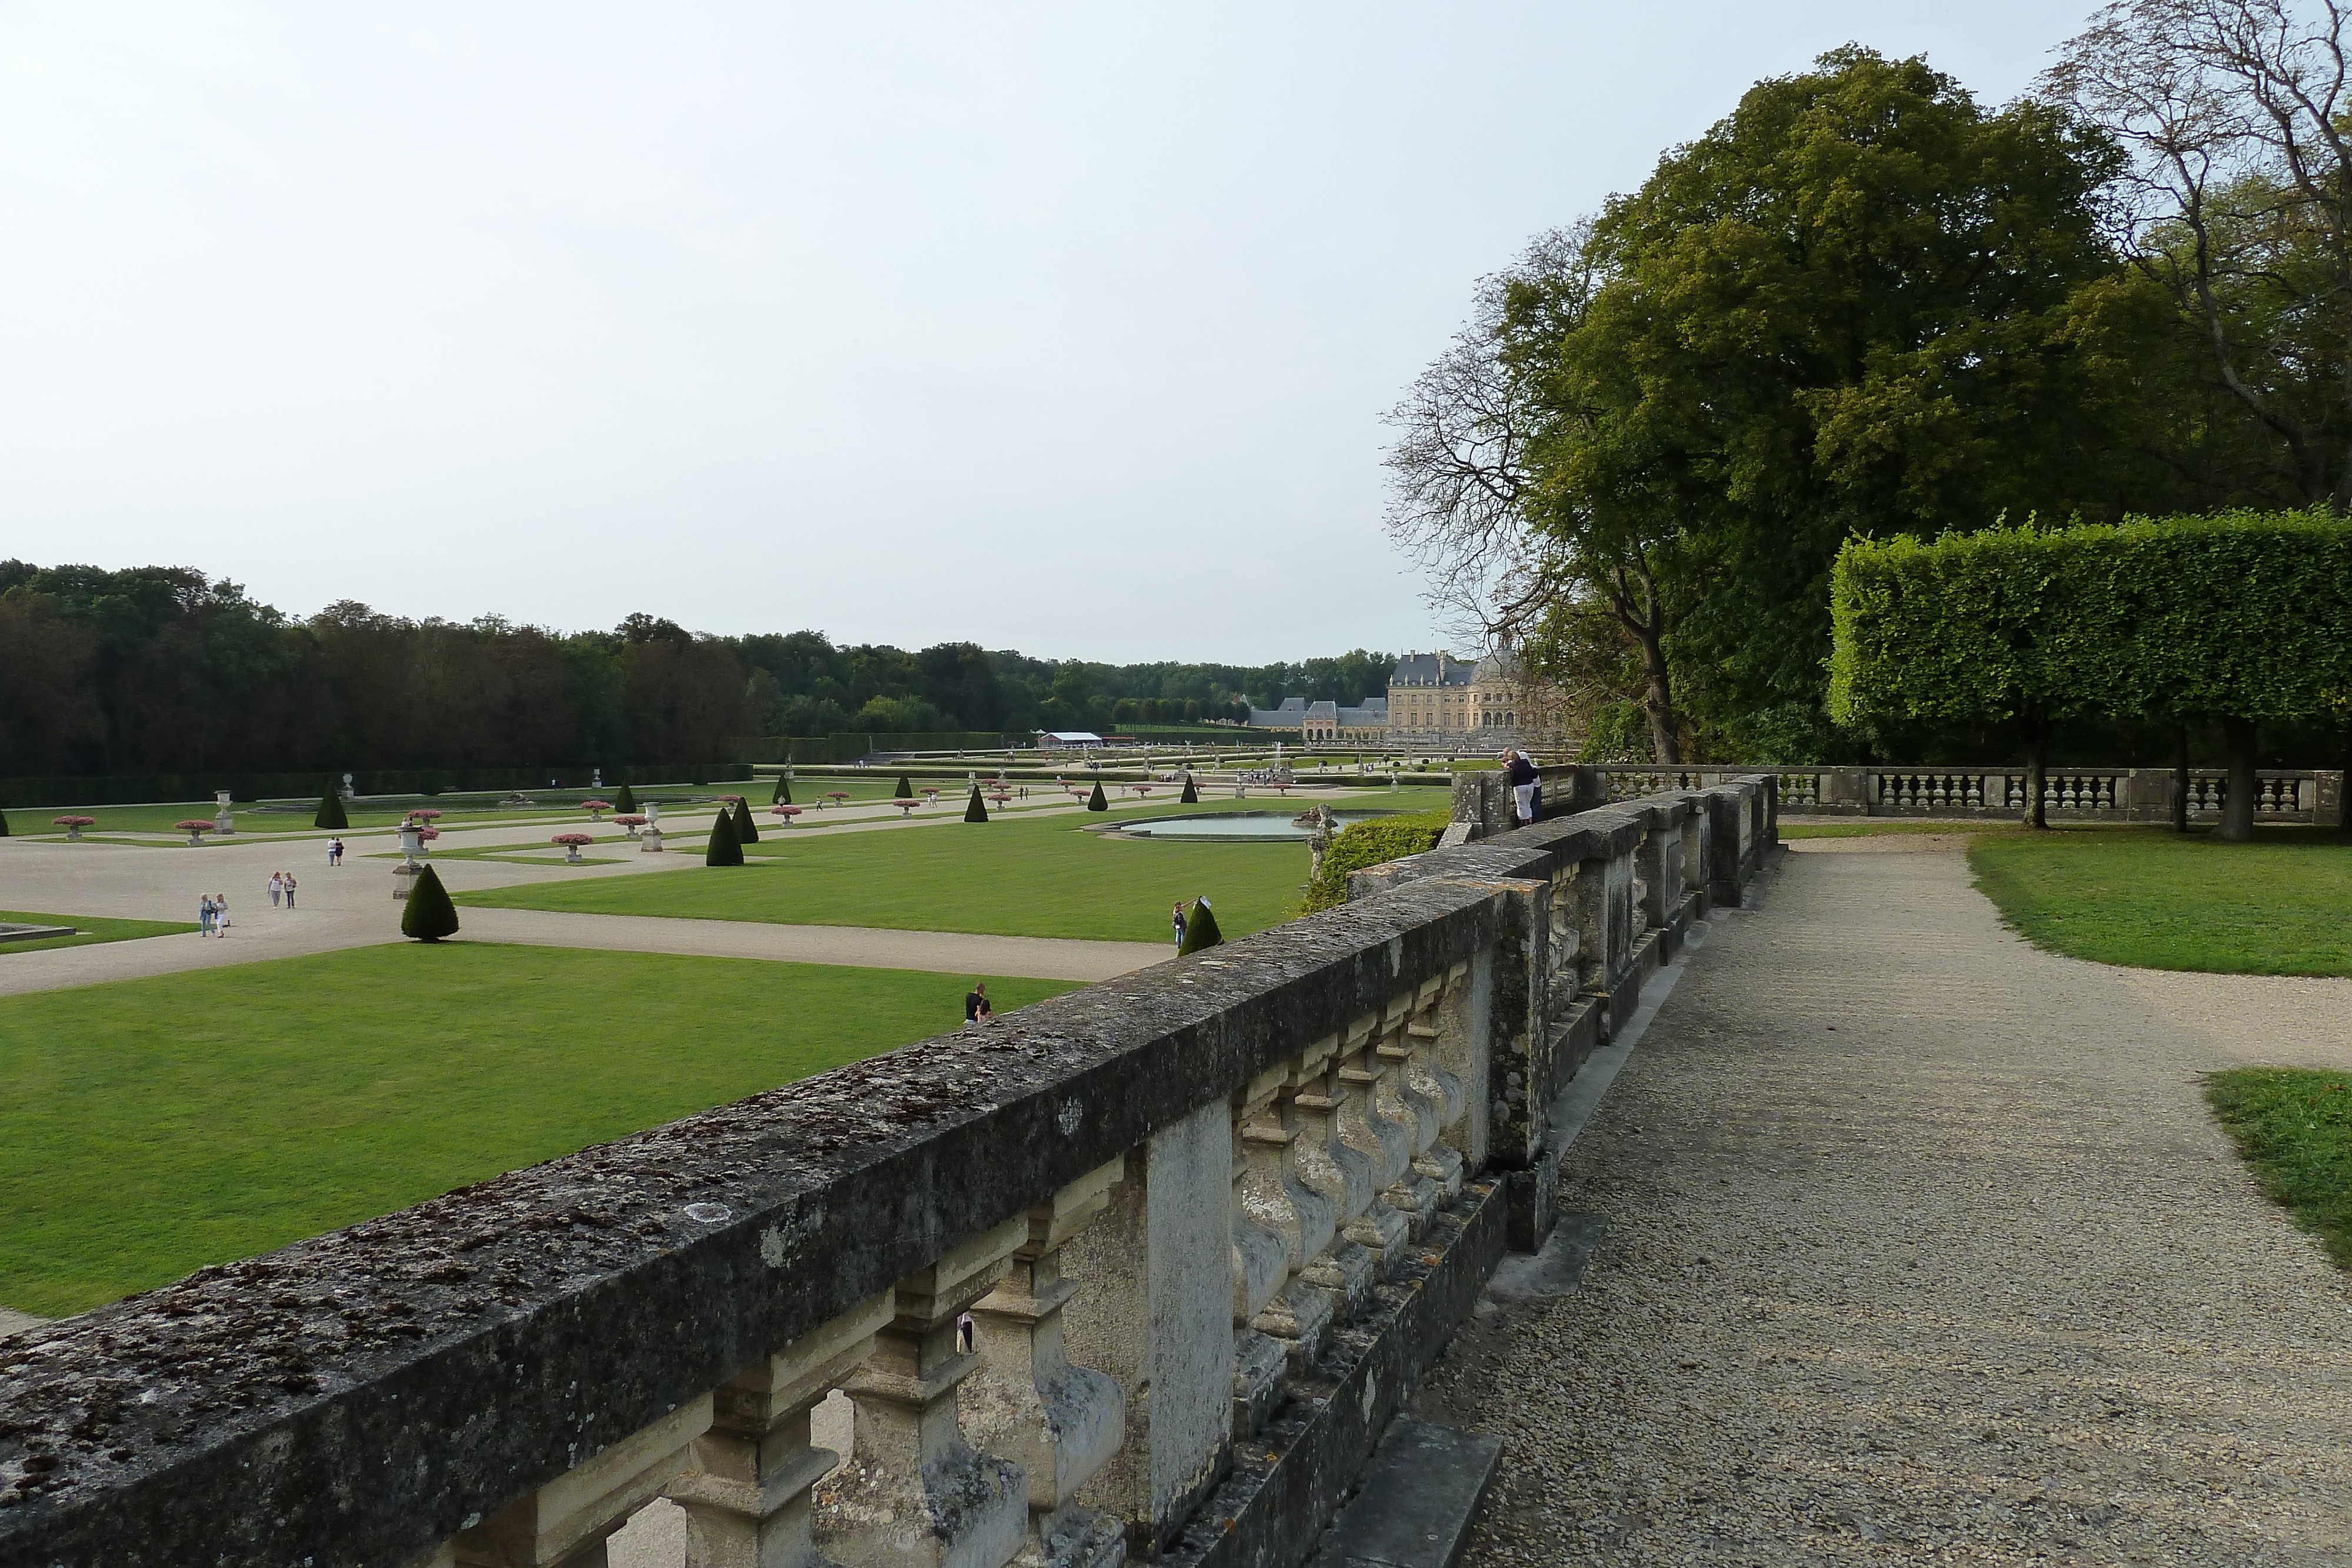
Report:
0,875,1521,1568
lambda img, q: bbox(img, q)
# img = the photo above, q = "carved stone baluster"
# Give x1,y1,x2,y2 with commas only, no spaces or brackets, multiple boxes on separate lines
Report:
669,1291,894,1568
1232,1065,1336,1368
1227,1088,1292,1438
816,1216,1032,1568
1279,1036,1379,1318
454,1398,716,1568
1369,995,1441,1228
1400,975,1466,1203
1333,1011,1414,1229
963,1159,1128,1568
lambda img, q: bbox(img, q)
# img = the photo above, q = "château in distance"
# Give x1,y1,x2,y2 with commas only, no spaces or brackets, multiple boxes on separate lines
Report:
1248,645,1566,749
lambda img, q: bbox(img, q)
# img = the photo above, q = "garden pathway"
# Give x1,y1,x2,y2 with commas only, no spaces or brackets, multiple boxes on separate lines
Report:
1430,839,2352,1565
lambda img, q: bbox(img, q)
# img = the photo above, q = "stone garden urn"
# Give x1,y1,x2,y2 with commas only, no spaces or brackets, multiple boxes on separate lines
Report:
213,790,236,835
53,815,93,841
552,833,593,864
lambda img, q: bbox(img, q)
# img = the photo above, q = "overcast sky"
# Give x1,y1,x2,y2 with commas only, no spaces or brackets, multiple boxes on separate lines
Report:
1,2,2093,663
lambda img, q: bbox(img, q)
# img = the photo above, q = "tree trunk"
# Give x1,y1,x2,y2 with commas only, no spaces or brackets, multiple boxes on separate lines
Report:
2023,713,2053,831
1634,624,1681,765
2219,715,2258,842
2171,722,2191,835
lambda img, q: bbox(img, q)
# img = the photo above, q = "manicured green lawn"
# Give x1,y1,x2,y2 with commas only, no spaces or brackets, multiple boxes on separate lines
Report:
457,798,1358,942
0,944,1075,1316
1969,827,2352,976
1782,820,2026,839
0,908,198,954
2207,1069,2352,1269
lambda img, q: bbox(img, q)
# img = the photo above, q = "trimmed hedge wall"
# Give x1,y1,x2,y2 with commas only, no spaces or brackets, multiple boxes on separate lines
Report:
1299,810,1450,914
1829,510,2352,730
0,764,754,810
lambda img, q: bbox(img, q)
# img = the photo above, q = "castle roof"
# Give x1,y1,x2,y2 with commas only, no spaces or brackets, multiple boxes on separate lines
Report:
1390,652,1473,687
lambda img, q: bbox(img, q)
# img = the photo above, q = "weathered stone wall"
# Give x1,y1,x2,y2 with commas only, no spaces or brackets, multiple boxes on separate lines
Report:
0,780,1774,1568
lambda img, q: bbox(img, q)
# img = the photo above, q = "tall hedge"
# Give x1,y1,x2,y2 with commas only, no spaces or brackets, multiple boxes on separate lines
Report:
706,805,744,865
731,796,759,844
400,864,460,941
1830,511,2352,835
313,788,349,830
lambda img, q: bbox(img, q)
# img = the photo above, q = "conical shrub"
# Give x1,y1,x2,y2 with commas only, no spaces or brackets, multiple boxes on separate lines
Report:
732,796,759,844
400,864,460,942
706,804,744,865
1180,774,1198,804
1177,897,1223,955
1087,780,1108,811
964,785,988,823
895,773,915,799
772,774,791,805
615,783,639,814
0,804,11,838
314,787,349,830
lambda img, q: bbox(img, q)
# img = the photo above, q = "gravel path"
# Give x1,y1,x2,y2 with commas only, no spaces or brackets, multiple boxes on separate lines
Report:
1426,841,2352,1566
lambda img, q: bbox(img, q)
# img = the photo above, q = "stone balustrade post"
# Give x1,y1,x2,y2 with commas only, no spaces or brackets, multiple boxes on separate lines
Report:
815,1216,1033,1568
963,1158,1129,1568
1277,1035,1379,1320
668,1291,894,1568
453,1398,715,1568
1636,813,1675,931
1232,1065,1337,1366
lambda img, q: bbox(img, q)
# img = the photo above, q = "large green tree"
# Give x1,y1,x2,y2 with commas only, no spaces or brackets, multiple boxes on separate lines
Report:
1390,48,2190,761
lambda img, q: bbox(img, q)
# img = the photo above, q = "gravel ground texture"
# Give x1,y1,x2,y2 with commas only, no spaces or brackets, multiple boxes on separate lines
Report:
1419,841,2352,1566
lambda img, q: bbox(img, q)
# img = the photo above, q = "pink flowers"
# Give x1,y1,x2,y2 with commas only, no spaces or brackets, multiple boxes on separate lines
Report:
550,833,593,845
52,815,95,828
173,819,215,847
769,805,804,825
579,800,613,820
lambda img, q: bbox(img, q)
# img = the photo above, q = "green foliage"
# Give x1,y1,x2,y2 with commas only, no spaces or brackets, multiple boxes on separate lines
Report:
1830,511,2352,732
894,773,914,799
1300,811,1450,914
2206,1068,2352,1271
313,788,348,830
964,785,988,823
614,783,638,814
1087,780,1108,811
731,796,759,844
771,774,790,805
0,804,8,838
705,805,744,866
399,865,460,942
1176,897,1224,955
1180,775,1198,804
1967,827,2352,977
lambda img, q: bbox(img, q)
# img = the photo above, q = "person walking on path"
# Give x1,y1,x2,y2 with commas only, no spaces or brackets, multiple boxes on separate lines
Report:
268,872,283,909
282,872,297,910
328,838,343,867
1504,746,1541,826
964,982,993,1030
198,893,216,937
1171,901,1188,949
212,894,230,935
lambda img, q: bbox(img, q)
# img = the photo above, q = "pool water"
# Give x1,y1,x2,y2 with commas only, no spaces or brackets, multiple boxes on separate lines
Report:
1115,811,1402,842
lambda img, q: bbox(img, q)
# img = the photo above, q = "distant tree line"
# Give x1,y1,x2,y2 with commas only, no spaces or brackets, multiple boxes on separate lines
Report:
0,561,1394,777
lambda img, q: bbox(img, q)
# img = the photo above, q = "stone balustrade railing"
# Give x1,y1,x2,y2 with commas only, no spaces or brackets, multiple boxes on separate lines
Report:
0,778,1775,1568
1453,762,2343,830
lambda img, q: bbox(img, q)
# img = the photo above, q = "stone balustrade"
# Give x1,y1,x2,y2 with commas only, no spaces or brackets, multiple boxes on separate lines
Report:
0,778,1774,1568
1454,762,2343,829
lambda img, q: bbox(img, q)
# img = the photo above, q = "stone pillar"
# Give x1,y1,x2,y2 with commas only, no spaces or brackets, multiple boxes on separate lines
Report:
669,1292,894,1568
1062,1104,1235,1556
815,1216,1031,1568
1636,814,1675,930
454,1398,714,1568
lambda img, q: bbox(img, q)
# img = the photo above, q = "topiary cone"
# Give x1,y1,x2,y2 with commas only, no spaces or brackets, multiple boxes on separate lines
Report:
615,783,638,814
400,864,460,942
772,775,791,805
1087,780,1108,811
0,802,10,838
1180,774,1198,804
964,785,989,823
706,804,744,865
895,773,915,799
732,796,759,844
314,787,349,830
1177,897,1222,955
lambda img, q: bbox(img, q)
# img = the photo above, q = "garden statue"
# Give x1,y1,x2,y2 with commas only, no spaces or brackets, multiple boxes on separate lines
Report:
1295,803,1337,882
213,791,236,835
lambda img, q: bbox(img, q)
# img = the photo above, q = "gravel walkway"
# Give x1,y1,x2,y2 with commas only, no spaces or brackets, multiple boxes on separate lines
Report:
1426,841,2352,1566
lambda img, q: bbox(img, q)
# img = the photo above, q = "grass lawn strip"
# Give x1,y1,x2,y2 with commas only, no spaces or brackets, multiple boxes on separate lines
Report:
1780,821,2030,839
1968,826,2351,977
2207,1068,2352,1269
0,908,198,954
0,944,1076,1315
458,795,1380,944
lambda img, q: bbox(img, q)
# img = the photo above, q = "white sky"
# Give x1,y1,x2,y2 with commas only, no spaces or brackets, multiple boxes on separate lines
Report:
0,2,2092,662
